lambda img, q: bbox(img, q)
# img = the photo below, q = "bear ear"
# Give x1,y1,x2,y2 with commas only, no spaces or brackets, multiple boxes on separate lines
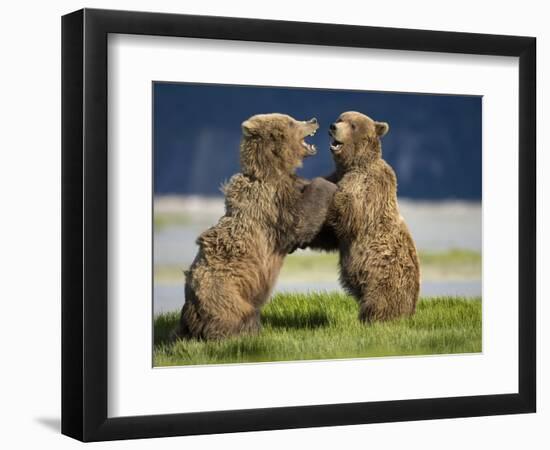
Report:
241,120,257,137
375,121,389,137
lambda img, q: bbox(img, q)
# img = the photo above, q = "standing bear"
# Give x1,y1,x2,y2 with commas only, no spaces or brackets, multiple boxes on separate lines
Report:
176,113,337,340
307,111,420,323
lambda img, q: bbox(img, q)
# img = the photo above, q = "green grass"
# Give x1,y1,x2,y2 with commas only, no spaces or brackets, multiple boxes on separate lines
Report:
281,249,480,271
419,249,481,280
279,249,481,281
154,292,481,366
154,249,481,284
154,212,193,230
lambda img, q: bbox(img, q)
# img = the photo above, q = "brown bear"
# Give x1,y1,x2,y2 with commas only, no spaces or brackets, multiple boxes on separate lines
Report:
176,113,337,340
307,111,420,323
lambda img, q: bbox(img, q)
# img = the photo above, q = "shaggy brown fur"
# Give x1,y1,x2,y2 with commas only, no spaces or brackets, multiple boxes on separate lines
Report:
176,113,337,340
307,111,420,323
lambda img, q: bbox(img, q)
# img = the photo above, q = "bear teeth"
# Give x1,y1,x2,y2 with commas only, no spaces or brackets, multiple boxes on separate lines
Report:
330,143,343,153
302,140,317,155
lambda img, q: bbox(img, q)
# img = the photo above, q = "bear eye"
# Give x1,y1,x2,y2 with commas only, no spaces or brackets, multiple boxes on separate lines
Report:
351,123,356,130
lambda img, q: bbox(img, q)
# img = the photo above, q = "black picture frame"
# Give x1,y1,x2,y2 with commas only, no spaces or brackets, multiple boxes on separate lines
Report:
61,8,536,442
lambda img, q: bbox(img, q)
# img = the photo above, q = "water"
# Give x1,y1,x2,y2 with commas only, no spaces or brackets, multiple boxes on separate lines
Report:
153,280,481,316
399,200,481,252
153,197,482,315
154,198,482,267
155,226,203,266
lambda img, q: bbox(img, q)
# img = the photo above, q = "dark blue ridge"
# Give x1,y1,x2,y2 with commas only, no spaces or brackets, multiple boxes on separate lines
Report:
153,82,481,200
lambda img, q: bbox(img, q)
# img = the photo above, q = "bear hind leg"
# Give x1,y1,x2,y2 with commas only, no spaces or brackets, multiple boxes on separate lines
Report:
358,289,416,324
358,286,402,324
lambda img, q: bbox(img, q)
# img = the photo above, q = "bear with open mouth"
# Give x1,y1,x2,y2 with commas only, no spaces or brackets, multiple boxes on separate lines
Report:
305,111,420,323
175,113,337,340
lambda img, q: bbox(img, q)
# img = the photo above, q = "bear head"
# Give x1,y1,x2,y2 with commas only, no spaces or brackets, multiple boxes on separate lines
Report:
329,111,389,170
240,113,319,179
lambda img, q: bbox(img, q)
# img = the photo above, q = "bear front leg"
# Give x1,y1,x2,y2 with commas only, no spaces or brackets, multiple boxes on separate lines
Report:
301,223,340,252
323,171,342,184
293,177,337,249
295,174,340,252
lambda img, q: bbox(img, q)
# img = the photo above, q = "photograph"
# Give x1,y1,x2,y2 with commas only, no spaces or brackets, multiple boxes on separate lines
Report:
1,0,542,446
54,4,538,444
152,82,482,366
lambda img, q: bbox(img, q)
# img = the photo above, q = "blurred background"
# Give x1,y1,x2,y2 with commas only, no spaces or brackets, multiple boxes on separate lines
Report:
153,82,482,315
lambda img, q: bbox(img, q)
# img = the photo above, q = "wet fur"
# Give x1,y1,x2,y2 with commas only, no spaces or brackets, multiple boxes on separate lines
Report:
176,114,336,340
306,111,420,323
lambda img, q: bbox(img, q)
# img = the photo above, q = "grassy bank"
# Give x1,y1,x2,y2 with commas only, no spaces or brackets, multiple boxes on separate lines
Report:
154,292,482,366
280,249,481,282
154,249,481,284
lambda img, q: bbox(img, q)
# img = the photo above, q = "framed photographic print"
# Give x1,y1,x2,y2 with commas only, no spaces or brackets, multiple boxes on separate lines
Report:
61,8,536,442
